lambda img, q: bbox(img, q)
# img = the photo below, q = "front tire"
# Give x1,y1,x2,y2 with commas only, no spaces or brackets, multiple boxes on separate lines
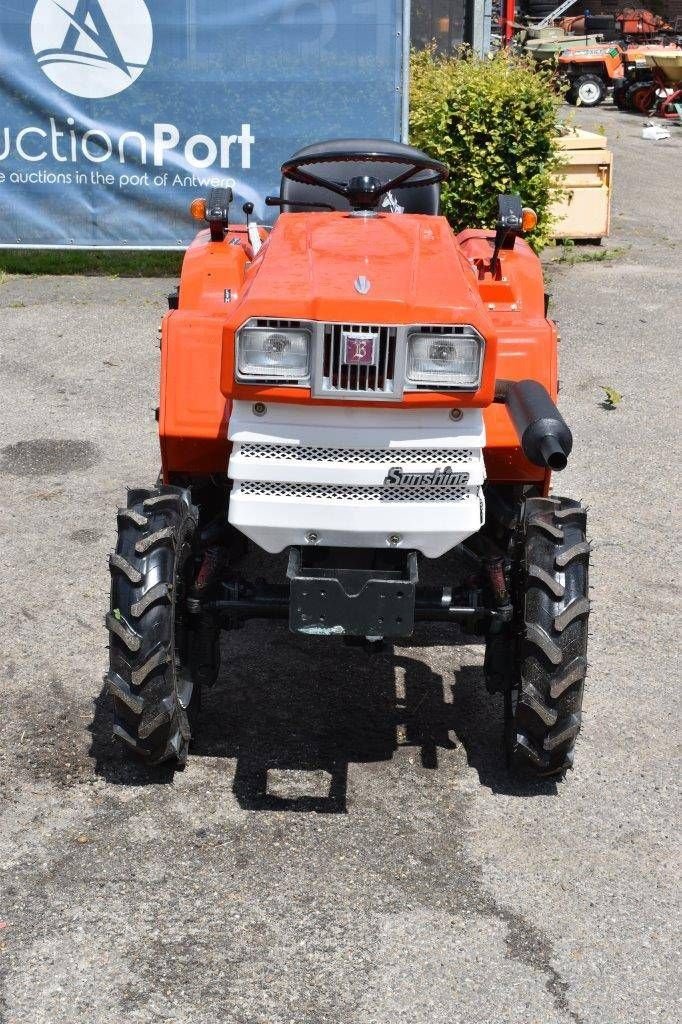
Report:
508,496,590,777
106,485,199,766
569,74,607,108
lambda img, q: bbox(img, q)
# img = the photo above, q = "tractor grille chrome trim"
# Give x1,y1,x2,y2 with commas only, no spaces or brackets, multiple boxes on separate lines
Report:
308,322,483,401
315,323,401,400
238,444,474,465
239,480,471,503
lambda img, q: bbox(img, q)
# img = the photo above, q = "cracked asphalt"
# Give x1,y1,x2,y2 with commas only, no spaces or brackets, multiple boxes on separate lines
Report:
0,107,680,1023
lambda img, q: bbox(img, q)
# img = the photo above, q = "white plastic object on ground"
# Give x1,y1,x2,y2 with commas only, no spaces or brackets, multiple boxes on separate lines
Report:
641,122,671,141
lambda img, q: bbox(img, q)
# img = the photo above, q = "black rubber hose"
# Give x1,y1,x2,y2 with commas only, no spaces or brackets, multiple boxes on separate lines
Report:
495,380,573,471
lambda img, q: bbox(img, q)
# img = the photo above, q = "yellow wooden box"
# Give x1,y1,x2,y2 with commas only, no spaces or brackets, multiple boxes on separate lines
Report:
551,128,613,241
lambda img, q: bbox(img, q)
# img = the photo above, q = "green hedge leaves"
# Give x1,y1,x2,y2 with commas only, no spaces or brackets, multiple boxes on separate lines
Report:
409,48,563,250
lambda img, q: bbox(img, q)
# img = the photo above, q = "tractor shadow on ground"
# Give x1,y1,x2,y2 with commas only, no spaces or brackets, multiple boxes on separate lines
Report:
86,625,461,799
191,623,557,808
88,544,558,799
88,634,557,799
191,627,462,812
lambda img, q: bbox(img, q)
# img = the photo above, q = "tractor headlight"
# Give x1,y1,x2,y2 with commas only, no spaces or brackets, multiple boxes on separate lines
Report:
236,324,311,382
406,329,484,389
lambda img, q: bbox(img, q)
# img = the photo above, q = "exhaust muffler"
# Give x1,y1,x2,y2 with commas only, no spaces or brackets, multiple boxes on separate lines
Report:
496,379,572,471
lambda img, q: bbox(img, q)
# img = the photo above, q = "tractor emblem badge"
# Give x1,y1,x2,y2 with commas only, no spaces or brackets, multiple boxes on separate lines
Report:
354,275,371,295
342,331,378,365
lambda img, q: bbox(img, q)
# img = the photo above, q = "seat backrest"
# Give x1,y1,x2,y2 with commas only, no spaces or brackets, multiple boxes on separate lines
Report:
279,139,442,215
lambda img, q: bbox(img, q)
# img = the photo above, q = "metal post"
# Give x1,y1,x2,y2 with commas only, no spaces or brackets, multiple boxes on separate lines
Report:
401,0,411,142
469,0,487,55
482,0,493,53
502,0,516,46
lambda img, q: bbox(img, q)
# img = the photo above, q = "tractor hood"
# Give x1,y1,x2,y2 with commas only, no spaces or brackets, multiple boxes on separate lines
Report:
219,211,500,407
232,212,496,334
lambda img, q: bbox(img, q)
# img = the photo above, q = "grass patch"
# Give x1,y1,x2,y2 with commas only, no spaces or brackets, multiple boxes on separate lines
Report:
0,249,183,277
550,242,628,267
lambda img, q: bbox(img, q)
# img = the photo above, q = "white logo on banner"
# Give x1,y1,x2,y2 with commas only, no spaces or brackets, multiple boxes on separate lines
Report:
31,0,153,99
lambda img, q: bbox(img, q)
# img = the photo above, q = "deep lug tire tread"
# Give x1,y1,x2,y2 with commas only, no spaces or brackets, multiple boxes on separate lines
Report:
105,612,141,653
106,485,198,766
556,540,591,569
511,496,590,777
135,526,176,556
117,508,148,528
109,553,142,584
130,582,172,618
528,564,566,599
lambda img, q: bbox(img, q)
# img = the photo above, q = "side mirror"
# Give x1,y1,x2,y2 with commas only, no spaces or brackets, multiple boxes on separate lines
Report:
497,194,524,237
490,194,537,274
190,187,234,241
206,187,233,242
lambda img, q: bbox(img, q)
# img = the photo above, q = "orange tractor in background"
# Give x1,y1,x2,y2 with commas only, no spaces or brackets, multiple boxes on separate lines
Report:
559,39,681,107
560,42,635,106
106,141,590,779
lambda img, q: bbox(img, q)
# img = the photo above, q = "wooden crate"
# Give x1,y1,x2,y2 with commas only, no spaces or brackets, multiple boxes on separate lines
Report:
551,129,613,241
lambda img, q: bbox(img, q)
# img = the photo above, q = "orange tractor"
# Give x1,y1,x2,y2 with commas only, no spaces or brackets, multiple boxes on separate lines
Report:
106,141,590,778
559,40,680,107
559,42,631,106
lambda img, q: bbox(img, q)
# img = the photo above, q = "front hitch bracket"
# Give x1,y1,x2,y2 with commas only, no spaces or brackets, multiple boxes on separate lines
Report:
196,547,511,640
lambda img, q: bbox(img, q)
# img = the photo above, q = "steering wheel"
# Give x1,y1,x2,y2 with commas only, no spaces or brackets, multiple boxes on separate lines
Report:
280,147,449,212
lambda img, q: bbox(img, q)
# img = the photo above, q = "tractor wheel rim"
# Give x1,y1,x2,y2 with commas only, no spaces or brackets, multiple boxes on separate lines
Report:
579,82,600,103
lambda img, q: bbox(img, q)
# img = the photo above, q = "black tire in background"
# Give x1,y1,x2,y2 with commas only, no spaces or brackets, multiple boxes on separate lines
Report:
509,496,590,777
612,78,629,110
626,81,655,113
524,1,563,17
105,486,199,766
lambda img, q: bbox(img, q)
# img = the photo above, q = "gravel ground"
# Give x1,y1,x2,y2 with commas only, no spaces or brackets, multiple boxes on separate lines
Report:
0,107,680,1024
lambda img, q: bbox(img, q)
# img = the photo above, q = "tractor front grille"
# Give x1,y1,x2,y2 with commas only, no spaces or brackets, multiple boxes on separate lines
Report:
238,444,474,465
239,480,470,503
316,324,398,399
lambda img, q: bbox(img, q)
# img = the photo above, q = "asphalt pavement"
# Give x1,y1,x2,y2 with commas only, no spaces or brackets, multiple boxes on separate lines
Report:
0,106,680,1023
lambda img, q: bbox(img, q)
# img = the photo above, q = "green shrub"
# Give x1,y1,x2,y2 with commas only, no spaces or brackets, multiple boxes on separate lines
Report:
409,47,563,249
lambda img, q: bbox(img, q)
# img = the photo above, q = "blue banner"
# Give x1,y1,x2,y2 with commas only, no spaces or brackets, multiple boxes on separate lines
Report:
0,1,406,248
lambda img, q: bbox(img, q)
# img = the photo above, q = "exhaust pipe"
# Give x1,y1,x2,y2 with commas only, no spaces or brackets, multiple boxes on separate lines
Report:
496,380,572,471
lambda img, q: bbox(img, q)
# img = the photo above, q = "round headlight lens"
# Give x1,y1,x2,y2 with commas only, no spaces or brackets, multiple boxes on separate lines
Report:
237,325,311,380
428,341,455,365
263,333,292,360
407,329,484,389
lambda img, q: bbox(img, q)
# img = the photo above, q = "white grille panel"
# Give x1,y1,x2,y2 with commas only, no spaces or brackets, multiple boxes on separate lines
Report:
238,443,474,466
239,480,471,503
227,401,486,556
